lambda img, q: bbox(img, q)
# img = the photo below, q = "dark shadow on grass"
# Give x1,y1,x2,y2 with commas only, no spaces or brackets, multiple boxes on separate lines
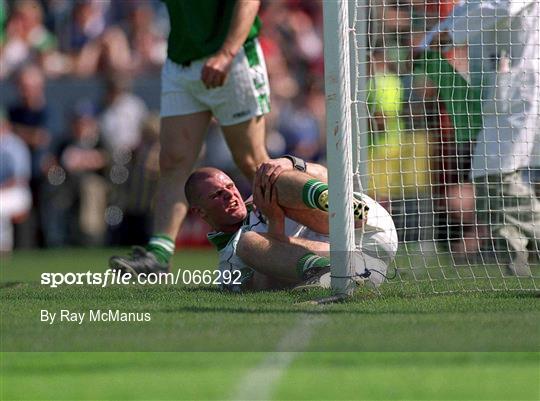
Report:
152,304,540,315
376,290,540,300
1,282,538,302
3,358,196,376
0,281,27,289
155,285,540,300
157,305,343,315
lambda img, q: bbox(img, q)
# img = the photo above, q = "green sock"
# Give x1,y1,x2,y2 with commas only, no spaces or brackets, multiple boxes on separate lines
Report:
302,179,329,211
296,252,330,279
146,234,175,265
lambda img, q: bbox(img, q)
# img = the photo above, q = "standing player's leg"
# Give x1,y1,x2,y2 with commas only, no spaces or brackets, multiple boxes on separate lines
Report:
152,112,212,240
222,116,269,182
109,111,211,274
212,36,271,181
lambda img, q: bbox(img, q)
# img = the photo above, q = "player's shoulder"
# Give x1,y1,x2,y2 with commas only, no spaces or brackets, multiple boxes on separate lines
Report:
207,230,239,251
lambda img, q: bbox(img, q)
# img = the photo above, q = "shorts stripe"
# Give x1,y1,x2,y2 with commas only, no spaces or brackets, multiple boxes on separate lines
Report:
243,39,260,67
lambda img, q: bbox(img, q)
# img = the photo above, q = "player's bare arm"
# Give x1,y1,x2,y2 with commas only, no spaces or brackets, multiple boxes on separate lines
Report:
201,0,261,88
252,172,286,238
252,162,327,230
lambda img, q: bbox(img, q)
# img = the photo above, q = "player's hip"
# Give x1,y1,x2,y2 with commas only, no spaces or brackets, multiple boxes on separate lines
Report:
160,38,271,124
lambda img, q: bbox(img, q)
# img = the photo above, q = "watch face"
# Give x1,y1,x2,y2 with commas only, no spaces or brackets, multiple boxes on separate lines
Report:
284,155,306,171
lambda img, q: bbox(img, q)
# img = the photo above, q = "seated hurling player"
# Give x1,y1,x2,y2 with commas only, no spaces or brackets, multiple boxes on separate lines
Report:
184,156,398,291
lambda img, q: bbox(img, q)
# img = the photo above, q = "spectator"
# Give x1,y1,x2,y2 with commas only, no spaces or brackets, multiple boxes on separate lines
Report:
367,48,405,202
0,0,6,45
99,74,148,161
60,0,131,77
367,48,431,242
412,44,484,258
0,0,64,79
278,94,322,162
46,100,109,246
42,0,73,38
98,75,147,244
8,63,51,247
108,113,160,246
122,2,167,74
0,109,32,253
260,1,323,88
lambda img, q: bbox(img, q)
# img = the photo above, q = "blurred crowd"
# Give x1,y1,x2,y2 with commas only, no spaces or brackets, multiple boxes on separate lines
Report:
0,0,168,79
0,0,488,257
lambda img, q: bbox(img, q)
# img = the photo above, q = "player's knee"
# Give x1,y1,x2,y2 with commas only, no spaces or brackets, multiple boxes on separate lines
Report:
159,149,194,173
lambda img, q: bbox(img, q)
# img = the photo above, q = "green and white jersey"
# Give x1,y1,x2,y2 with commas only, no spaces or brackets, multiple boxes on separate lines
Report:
206,205,261,292
162,0,261,65
413,50,482,143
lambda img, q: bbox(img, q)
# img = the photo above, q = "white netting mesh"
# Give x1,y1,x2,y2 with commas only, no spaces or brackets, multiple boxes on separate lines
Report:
349,0,539,293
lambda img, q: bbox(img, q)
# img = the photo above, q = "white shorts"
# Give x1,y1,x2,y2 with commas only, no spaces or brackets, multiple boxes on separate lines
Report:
160,38,271,126
217,194,398,290
354,193,399,287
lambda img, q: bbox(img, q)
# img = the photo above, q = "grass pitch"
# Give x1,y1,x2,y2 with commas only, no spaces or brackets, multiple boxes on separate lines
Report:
1,248,539,400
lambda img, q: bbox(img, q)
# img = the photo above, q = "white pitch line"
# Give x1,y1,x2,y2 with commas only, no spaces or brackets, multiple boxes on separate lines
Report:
230,314,325,401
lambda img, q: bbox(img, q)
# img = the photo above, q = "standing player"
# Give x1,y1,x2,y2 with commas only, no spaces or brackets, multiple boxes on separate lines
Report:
421,0,540,275
178,159,398,291
110,1,272,274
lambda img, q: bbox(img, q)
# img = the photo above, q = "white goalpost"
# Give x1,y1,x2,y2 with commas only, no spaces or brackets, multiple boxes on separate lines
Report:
324,0,540,294
322,0,356,296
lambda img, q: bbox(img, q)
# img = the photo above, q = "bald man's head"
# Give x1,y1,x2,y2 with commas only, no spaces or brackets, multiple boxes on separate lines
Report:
184,167,224,207
185,168,248,232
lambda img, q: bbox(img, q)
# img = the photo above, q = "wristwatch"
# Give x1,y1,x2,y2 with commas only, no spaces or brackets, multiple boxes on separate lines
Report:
282,155,307,172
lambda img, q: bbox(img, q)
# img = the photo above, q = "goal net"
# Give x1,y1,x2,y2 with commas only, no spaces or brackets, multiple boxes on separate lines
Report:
324,0,540,294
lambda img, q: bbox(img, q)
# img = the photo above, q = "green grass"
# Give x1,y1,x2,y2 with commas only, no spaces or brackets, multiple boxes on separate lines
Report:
275,353,540,400
1,248,539,400
2,352,538,400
